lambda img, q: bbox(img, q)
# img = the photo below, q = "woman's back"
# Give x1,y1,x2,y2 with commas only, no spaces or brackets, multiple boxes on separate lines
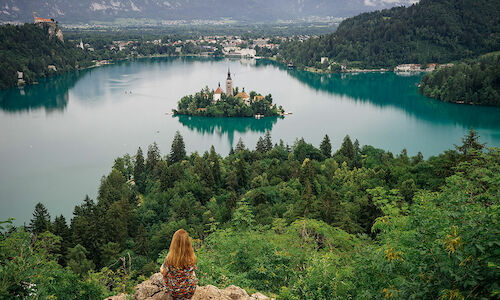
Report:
162,263,198,299
161,229,198,299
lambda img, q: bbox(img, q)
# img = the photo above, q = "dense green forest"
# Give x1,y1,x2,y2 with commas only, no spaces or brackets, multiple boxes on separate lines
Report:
0,23,94,89
278,0,500,69
419,52,500,106
0,24,206,90
1,129,498,299
174,87,283,117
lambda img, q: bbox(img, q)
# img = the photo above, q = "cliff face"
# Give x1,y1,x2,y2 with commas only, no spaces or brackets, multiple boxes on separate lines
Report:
35,22,64,42
105,273,272,300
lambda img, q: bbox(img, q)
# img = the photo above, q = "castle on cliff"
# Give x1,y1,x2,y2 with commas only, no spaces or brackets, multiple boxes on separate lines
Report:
33,12,55,24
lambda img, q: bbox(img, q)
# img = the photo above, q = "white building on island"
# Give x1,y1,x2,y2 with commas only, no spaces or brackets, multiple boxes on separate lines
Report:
213,82,223,103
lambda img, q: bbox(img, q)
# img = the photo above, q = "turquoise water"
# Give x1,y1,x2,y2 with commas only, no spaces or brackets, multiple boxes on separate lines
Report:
1,57,499,224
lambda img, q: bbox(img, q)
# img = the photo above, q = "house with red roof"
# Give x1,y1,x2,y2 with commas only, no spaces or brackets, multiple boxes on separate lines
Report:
33,12,54,24
236,91,250,105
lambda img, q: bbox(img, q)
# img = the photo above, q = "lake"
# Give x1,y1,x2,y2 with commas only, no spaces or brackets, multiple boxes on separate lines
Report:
1,56,499,225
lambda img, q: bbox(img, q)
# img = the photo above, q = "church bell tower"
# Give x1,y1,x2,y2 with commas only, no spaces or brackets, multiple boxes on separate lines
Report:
225,68,233,96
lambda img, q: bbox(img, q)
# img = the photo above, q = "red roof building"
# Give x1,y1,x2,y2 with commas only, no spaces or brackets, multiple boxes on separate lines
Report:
214,86,223,94
213,82,223,102
33,13,54,23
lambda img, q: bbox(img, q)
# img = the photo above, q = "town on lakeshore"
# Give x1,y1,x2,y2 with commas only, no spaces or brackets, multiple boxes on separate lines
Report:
173,69,287,118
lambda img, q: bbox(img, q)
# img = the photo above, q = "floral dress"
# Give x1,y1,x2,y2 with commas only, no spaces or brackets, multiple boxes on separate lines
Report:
161,263,198,299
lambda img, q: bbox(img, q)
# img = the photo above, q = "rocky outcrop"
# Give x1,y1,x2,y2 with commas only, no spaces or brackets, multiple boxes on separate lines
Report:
126,273,272,300
35,22,64,42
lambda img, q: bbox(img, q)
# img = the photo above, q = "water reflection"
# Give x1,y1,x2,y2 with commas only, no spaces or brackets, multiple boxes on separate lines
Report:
1,56,499,131
0,71,79,113
256,59,500,129
294,71,500,128
175,115,279,146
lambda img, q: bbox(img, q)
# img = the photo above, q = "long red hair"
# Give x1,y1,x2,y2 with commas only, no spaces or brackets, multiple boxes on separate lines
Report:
165,229,196,268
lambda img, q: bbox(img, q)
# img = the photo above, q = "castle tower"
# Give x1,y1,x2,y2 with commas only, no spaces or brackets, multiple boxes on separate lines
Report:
226,68,233,96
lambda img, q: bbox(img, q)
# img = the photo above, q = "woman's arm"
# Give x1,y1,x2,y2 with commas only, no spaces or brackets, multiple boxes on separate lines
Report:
160,263,168,276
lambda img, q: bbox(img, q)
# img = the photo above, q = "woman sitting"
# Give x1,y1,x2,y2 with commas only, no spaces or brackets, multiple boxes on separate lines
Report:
160,229,198,300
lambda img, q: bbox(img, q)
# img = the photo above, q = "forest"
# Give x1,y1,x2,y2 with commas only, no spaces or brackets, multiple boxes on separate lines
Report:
419,52,500,106
278,0,500,69
1,129,498,299
0,24,205,90
0,23,94,90
174,87,283,117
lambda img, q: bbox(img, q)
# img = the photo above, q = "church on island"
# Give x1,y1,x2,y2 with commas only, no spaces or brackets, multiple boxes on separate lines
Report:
213,69,251,105
174,68,285,118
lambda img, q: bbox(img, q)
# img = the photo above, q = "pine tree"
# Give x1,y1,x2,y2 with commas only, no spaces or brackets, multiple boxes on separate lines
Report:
412,152,424,165
134,147,146,193
135,224,150,256
455,128,485,159
29,202,51,235
169,131,186,165
145,142,161,174
339,135,355,162
235,138,246,152
53,214,71,265
209,146,221,185
255,137,266,153
354,139,360,155
235,158,249,188
320,134,332,158
353,139,361,167
263,131,273,152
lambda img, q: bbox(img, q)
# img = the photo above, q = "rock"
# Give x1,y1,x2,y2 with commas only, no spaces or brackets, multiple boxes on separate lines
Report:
134,273,171,300
131,273,271,300
104,293,127,300
250,292,270,300
192,285,232,300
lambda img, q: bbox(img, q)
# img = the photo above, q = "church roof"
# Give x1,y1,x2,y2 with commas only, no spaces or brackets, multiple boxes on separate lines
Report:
214,86,223,94
236,92,249,99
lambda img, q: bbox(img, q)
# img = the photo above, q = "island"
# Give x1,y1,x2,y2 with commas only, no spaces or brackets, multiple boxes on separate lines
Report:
173,69,285,118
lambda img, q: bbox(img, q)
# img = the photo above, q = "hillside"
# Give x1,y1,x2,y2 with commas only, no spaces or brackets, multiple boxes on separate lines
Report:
1,130,498,299
0,0,416,23
278,0,500,68
419,52,500,106
0,23,92,89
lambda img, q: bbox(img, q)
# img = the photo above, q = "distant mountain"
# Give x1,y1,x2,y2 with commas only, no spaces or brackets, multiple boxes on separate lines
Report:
278,0,500,68
0,0,417,24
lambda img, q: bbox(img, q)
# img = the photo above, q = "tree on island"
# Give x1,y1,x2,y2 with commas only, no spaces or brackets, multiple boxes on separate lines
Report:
174,87,283,117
